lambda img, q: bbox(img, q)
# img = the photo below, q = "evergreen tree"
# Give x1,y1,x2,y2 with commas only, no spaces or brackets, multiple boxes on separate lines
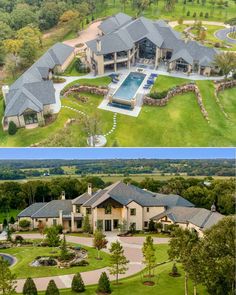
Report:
142,236,156,277
93,230,108,259
45,226,60,247
0,256,16,295
45,280,59,295
71,273,85,293
109,241,129,284
8,121,17,135
82,214,91,233
60,235,69,261
96,272,111,294
23,277,38,295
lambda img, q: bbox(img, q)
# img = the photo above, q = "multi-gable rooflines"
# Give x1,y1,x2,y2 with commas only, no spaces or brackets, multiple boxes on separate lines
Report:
5,43,74,117
87,13,217,68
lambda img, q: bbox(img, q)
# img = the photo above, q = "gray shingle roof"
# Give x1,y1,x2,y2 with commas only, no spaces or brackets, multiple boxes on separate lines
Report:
72,192,93,205
152,206,224,230
87,13,217,66
5,43,74,117
81,181,194,209
17,203,47,218
98,13,133,34
31,200,73,218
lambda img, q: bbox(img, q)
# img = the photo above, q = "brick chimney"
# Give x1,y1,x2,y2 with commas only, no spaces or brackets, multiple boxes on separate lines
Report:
88,183,92,196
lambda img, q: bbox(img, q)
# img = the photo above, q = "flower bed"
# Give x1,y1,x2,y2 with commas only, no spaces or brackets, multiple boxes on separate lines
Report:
61,85,108,97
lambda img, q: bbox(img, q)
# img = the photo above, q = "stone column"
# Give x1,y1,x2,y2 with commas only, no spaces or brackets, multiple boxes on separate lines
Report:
59,210,63,226
128,50,131,69
114,52,117,72
155,47,159,69
71,212,75,232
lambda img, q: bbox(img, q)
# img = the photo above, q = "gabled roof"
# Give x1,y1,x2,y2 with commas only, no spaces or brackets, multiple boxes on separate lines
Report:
98,13,133,34
31,200,73,218
72,192,93,205
87,13,217,66
152,206,224,230
154,193,194,207
5,43,73,117
17,203,47,218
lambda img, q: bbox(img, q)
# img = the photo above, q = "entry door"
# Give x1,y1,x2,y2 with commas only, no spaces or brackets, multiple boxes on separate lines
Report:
105,220,112,231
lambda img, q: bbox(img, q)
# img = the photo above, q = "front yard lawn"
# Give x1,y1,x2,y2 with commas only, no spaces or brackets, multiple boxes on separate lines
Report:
0,244,110,279
0,76,235,147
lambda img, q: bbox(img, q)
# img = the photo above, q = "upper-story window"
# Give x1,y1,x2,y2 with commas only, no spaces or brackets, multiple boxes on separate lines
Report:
76,205,81,213
105,204,112,214
130,208,136,216
147,207,149,212
86,208,91,215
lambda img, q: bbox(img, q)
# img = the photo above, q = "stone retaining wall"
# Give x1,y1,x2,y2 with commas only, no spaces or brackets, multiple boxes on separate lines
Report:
63,85,108,97
215,79,236,91
144,83,209,122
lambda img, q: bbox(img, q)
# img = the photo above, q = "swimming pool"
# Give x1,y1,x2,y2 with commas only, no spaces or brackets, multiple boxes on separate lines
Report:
113,72,146,101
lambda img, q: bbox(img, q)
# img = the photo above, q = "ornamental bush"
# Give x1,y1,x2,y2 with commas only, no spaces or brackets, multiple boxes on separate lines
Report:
19,219,31,229
45,280,59,295
96,272,111,294
23,277,38,295
8,121,17,135
149,90,168,99
71,273,85,293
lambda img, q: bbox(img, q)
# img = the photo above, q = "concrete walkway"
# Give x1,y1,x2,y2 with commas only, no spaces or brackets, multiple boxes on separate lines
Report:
14,233,169,292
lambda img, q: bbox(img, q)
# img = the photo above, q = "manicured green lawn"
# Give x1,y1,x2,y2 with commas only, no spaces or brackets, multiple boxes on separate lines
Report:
0,209,21,223
19,262,207,295
97,0,236,22
131,232,170,238
174,24,236,51
1,76,235,147
63,59,89,77
0,245,110,279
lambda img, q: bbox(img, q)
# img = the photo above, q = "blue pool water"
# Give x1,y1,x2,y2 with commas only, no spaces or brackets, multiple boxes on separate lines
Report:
113,72,146,101
0,253,15,265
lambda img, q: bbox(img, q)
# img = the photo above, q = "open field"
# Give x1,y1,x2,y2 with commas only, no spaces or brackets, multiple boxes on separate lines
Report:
0,209,21,223
1,75,235,147
0,173,231,184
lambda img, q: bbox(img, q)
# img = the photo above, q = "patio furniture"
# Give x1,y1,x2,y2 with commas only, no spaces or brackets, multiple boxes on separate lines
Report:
150,73,158,78
143,84,151,89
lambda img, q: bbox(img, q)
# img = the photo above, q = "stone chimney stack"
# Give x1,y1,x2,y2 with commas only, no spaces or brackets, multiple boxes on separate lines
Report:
61,191,66,200
96,38,101,52
88,183,92,196
2,85,9,103
211,203,216,212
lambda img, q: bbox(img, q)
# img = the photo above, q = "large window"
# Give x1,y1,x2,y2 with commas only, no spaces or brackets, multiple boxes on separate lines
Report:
24,113,38,125
139,38,156,59
130,208,136,216
105,204,112,214
77,220,82,228
86,208,91,214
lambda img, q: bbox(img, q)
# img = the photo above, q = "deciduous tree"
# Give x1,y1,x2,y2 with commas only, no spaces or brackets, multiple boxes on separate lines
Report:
93,229,108,259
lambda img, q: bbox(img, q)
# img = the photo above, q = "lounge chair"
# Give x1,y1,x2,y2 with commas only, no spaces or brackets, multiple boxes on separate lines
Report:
150,73,158,78
143,84,151,89
112,79,118,83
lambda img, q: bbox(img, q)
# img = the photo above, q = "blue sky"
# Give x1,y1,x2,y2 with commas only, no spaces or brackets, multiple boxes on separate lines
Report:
0,148,234,160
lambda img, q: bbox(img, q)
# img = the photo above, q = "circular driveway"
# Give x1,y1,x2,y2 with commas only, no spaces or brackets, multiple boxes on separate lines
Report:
215,28,236,44
14,233,169,292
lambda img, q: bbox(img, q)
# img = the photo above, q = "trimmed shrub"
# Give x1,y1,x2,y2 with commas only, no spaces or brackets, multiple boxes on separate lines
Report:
148,219,156,232
8,121,17,135
193,12,196,17
19,219,31,229
149,90,168,99
205,12,209,18
71,273,85,293
9,216,15,224
45,280,59,295
200,11,203,17
15,235,24,244
23,277,38,295
96,272,111,294
186,11,190,16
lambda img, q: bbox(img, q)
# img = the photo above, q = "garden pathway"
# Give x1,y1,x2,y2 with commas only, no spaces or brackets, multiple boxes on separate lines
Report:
14,233,169,292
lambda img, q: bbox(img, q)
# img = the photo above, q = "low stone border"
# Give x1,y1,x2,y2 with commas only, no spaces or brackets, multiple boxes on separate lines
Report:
213,79,236,118
62,85,108,97
143,83,209,122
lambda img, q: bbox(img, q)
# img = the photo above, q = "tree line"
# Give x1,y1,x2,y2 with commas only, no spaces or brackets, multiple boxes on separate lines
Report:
0,176,234,216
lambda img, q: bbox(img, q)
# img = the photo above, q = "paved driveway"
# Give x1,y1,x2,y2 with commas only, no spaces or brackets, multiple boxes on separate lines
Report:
13,233,169,292
215,28,236,44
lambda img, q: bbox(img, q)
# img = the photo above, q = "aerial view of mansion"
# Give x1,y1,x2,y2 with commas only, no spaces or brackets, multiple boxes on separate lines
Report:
2,43,74,130
86,13,219,76
17,181,223,237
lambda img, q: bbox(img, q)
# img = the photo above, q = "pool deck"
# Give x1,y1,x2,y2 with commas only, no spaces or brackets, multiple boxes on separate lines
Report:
98,71,151,117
